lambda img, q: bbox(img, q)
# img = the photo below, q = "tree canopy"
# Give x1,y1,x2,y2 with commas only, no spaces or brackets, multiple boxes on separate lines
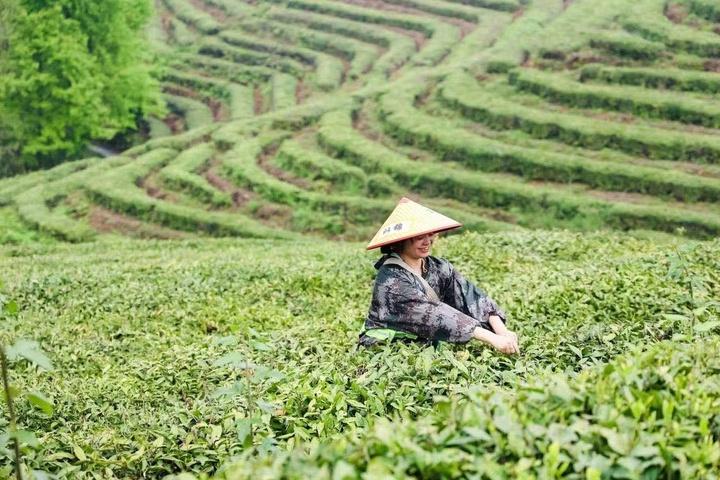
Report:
0,0,163,176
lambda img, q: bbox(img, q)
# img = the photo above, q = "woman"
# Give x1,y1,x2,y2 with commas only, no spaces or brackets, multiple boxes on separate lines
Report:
358,197,519,354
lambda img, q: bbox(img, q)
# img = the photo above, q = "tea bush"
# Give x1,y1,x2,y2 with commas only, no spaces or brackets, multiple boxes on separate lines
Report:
1,231,718,478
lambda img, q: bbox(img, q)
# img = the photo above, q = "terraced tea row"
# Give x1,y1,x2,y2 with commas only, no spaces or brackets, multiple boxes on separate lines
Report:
6,0,720,243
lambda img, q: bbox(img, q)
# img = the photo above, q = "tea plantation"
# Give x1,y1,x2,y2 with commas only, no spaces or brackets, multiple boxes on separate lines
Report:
1,0,720,478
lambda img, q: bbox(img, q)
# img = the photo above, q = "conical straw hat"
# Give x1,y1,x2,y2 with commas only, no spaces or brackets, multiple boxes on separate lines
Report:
366,197,462,250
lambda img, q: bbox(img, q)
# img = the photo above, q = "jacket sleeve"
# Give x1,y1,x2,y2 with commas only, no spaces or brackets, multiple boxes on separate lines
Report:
374,267,479,343
442,261,507,332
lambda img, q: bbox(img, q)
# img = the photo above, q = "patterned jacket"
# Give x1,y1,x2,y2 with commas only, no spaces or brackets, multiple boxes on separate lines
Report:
359,253,507,347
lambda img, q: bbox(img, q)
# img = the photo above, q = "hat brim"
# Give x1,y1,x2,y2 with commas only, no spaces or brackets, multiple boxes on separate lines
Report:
366,223,462,250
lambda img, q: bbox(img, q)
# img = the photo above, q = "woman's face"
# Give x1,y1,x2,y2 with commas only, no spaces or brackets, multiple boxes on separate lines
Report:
402,232,438,259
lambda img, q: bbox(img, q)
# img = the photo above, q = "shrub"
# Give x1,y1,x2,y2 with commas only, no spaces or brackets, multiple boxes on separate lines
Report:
509,68,720,128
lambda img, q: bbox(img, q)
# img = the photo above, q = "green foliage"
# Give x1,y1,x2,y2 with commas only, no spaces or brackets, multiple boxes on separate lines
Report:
271,74,298,111
376,78,720,238
267,10,415,82
162,0,220,34
588,29,666,60
624,0,720,58
1,231,718,478
157,143,232,207
0,0,163,175
85,149,288,238
441,71,720,166
274,140,368,194
220,135,392,233
0,208,54,246
165,94,215,131
1,288,55,480
477,0,563,73
580,64,720,94
509,68,720,128
269,0,460,67
687,0,720,21
216,337,720,479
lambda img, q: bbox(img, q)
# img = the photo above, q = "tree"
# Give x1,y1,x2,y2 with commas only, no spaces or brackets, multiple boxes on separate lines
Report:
0,0,163,176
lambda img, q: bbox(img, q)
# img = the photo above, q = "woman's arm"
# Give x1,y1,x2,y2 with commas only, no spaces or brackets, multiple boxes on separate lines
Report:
472,326,519,354
444,261,509,331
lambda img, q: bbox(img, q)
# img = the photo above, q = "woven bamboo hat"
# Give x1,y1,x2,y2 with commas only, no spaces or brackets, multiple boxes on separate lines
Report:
366,197,462,250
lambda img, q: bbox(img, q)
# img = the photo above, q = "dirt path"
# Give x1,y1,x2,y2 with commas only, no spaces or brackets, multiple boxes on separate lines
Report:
187,0,227,22
88,205,190,239
138,174,182,203
295,79,312,105
257,144,314,189
253,86,266,115
341,0,475,37
204,166,256,208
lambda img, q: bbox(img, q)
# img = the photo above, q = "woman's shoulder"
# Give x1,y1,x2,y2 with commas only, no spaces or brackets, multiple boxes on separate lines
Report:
426,255,454,271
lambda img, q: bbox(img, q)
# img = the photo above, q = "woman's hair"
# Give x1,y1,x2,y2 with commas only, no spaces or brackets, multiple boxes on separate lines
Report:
380,240,405,255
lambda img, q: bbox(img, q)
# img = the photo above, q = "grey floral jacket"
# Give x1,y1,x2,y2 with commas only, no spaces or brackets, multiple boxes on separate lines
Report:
359,254,507,347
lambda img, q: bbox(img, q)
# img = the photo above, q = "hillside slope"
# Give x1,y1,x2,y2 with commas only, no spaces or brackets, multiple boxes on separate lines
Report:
2,0,720,241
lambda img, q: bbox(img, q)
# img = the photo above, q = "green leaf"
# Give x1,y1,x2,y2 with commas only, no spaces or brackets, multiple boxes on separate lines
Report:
6,340,53,371
4,300,18,316
663,314,688,322
599,428,632,455
11,430,39,447
30,471,53,480
213,352,255,369
694,320,720,333
213,336,239,346
568,344,582,359
26,391,54,415
73,444,87,462
236,418,254,446
332,460,356,480
249,340,272,351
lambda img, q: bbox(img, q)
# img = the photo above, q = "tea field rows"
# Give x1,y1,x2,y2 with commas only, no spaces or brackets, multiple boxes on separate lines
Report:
2,0,720,478
2,231,719,478
3,0,720,241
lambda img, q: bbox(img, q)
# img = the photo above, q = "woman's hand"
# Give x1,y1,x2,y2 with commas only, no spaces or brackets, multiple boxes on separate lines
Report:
472,327,520,355
502,329,519,345
487,315,520,354
491,334,519,355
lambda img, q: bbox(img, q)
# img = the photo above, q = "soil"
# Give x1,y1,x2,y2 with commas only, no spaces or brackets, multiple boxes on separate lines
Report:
187,0,227,22
204,167,256,208
88,205,189,239
257,144,313,189
164,84,226,122
387,25,427,50
138,175,181,203
295,79,312,105
159,9,175,41
341,0,474,37
704,59,720,72
207,98,228,121
164,84,199,99
352,109,383,142
664,3,688,24
512,7,525,21
585,189,654,205
562,0,574,10
164,113,185,134
253,86,265,114
253,203,293,222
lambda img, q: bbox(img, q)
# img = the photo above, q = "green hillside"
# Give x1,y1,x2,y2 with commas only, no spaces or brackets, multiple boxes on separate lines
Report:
2,0,720,478
3,0,720,240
